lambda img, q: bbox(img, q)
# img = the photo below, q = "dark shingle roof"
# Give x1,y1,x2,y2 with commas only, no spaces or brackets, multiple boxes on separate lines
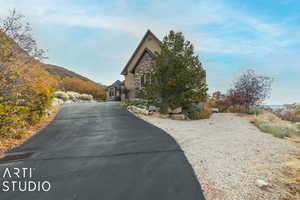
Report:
109,80,123,88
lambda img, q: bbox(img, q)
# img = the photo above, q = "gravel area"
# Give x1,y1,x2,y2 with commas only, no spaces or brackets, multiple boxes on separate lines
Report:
139,113,299,200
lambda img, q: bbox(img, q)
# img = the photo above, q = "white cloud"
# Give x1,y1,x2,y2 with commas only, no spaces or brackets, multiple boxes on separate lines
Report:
0,0,299,103
2,0,297,56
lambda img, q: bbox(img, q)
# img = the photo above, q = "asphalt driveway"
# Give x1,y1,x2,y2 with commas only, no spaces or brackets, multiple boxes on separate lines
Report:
0,102,205,200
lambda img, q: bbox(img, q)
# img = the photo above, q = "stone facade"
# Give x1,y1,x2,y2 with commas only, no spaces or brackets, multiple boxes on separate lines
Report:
121,30,161,100
133,52,155,91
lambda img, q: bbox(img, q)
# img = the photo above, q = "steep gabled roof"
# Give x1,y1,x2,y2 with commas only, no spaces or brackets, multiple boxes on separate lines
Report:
108,80,123,88
121,29,161,75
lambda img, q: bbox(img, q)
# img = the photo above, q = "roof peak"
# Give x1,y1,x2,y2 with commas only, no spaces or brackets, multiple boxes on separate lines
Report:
121,29,160,75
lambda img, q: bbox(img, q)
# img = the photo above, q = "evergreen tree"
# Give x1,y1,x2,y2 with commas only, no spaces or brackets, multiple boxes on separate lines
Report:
142,30,207,111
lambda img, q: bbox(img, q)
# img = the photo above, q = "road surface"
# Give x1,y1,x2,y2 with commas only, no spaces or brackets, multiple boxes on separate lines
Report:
0,102,205,200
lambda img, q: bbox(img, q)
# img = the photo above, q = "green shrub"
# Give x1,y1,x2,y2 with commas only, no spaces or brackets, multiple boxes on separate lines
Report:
0,87,54,136
13,135,22,140
296,123,300,131
183,103,212,120
121,100,148,109
159,103,169,114
0,98,29,135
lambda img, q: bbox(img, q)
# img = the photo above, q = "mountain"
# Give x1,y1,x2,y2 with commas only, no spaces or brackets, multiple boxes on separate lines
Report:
43,64,92,83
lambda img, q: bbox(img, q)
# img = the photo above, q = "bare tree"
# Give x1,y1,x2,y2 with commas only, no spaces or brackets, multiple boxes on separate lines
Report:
0,9,47,61
229,69,273,109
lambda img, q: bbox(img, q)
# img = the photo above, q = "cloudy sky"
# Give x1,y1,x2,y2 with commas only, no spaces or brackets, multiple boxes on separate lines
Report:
0,0,299,104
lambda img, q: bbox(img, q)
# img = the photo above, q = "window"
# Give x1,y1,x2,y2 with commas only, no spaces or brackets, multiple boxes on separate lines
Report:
109,88,114,97
140,73,151,88
141,74,145,87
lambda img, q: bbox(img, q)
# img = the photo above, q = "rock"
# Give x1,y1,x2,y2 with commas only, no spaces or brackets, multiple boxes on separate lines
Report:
52,98,64,106
170,114,186,120
255,179,269,188
55,91,95,103
212,108,219,113
128,105,149,115
159,114,170,119
67,91,81,102
148,106,157,112
79,94,93,101
168,107,182,114
54,91,69,101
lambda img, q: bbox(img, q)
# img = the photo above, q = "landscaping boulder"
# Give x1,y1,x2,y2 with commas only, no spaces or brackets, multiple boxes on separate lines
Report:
128,105,149,115
55,91,95,103
55,91,69,101
159,114,170,119
168,107,182,114
80,94,93,101
52,98,64,106
170,114,186,120
66,91,81,102
211,108,219,113
149,105,158,112
255,179,269,188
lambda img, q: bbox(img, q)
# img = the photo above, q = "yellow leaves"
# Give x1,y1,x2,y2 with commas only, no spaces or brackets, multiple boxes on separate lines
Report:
9,75,17,79
286,160,300,173
0,61,55,135
0,32,57,136
0,33,14,62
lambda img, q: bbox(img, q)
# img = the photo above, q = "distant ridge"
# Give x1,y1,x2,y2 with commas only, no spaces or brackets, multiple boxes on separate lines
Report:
43,64,94,83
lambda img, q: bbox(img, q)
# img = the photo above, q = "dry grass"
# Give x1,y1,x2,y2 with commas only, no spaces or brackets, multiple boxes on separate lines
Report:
280,154,300,200
251,112,300,199
0,105,61,153
251,111,300,138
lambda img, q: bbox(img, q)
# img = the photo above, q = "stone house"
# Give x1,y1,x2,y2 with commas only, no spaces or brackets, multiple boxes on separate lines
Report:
106,80,124,101
120,29,206,101
120,30,161,100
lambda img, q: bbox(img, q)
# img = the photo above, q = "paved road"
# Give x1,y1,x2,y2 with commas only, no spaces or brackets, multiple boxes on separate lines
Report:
0,102,205,200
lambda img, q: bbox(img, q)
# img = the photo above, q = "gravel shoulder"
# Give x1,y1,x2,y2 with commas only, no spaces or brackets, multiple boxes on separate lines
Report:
139,113,300,200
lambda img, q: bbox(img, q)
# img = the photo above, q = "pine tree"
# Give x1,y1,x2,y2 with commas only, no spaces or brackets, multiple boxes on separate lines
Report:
142,30,207,111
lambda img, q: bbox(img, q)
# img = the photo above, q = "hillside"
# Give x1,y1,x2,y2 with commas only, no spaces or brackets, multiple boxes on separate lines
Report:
43,64,91,83
1,31,106,100
43,64,106,100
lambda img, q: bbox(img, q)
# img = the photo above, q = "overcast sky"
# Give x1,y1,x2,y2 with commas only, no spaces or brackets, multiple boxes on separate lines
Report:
0,0,299,104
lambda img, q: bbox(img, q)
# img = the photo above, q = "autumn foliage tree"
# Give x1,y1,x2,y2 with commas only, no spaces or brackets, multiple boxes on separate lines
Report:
230,70,272,109
216,69,273,112
0,10,55,136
